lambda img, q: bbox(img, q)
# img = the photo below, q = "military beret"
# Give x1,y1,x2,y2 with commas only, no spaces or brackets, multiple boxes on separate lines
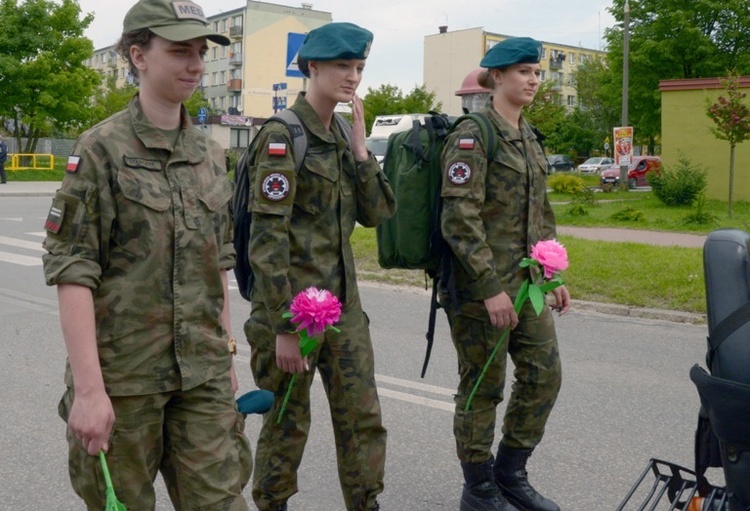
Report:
480,37,542,69
298,22,373,62
123,0,230,46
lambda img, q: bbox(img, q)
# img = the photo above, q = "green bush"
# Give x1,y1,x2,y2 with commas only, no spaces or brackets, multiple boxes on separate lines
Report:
548,173,585,194
680,193,717,226
610,205,645,222
648,156,707,206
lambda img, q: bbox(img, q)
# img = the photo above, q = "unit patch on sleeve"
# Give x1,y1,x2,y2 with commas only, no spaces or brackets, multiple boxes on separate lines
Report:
261,172,291,201
44,201,65,234
65,155,81,173
447,161,472,185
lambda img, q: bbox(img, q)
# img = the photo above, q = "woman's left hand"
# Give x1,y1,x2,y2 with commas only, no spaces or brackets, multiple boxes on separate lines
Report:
350,94,369,162
550,285,571,316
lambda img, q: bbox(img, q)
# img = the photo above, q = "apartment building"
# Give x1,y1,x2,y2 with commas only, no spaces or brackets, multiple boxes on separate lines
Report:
87,1,332,147
424,27,604,115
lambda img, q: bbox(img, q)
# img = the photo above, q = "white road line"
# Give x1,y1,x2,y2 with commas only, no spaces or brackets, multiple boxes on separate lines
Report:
28,231,46,238
377,387,454,412
375,373,455,397
0,235,44,251
0,250,42,266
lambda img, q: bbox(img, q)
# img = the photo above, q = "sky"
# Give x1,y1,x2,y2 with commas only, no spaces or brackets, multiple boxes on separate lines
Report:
77,0,618,93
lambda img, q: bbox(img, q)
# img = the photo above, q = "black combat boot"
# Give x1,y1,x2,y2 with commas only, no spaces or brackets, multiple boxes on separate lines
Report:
494,443,560,511
460,458,520,511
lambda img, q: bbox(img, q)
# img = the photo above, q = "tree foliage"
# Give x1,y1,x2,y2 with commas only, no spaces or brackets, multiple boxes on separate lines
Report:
524,80,567,146
604,0,750,151
705,72,750,217
0,0,101,151
362,84,442,136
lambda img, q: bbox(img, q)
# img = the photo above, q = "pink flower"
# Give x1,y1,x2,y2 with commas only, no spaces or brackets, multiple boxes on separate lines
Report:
530,239,569,279
289,287,342,337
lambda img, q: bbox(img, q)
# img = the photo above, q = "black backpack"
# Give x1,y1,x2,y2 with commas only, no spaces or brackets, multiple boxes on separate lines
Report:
232,110,351,301
376,112,497,376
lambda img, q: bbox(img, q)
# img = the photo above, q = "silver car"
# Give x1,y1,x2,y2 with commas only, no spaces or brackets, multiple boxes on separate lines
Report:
577,157,614,174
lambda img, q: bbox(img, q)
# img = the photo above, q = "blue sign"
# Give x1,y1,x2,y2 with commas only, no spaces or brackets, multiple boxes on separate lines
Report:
273,83,287,91
286,32,306,78
197,107,208,124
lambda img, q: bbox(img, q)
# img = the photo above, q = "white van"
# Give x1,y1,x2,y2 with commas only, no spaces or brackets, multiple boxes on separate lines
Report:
366,114,428,164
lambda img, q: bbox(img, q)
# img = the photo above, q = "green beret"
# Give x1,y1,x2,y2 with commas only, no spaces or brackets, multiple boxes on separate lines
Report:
480,37,542,69
298,22,373,62
123,0,230,46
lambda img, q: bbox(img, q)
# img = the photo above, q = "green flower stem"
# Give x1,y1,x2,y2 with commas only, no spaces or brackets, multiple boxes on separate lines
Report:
99,451,114,490
464,281,529,412
276,373,298,424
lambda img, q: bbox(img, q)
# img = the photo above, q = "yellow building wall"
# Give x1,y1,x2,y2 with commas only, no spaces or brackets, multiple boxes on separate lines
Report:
661,84,750,202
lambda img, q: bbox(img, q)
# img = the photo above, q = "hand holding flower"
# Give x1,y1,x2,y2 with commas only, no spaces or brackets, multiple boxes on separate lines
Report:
465,239,569,411
277,287,342,423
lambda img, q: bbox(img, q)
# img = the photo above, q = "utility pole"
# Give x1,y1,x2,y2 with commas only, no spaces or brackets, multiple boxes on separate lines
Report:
619,0,631,191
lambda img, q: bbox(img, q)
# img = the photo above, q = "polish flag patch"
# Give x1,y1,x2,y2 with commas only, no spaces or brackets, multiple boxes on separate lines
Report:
268,143,287,157
65,155,81,173
458,138,475,150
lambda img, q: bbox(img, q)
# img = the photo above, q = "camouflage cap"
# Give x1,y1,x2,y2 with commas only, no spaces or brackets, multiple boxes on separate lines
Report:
123,0,230,46
298,22,373,62
480,37,542,69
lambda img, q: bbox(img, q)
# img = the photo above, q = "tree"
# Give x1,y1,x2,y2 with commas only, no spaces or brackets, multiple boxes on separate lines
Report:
0,0,101,151
523,80,567,152
362,84,441,136
90,76,138,127
706,72,750,218
605,0,750,153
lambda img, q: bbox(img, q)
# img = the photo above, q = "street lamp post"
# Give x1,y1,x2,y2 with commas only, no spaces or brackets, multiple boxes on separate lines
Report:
619,0,630,191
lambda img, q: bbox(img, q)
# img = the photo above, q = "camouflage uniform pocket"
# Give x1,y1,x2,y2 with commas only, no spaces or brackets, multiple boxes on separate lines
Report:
113,167,170,257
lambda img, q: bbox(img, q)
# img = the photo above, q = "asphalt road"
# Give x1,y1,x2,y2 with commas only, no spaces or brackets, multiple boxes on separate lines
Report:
0,196,725,510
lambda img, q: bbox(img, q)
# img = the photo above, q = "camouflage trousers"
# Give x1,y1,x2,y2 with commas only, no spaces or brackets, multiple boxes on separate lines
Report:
244,299,387,511
446,299,562,462
58,374,252,510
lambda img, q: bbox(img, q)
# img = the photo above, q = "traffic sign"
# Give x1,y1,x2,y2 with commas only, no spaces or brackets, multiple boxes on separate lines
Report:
197,107,208,124
286,32,306,78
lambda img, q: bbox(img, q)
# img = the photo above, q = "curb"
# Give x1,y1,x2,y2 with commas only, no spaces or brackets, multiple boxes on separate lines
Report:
572,299,706,325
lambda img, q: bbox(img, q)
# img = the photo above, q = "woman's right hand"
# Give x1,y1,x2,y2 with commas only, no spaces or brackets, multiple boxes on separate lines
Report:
68,389,115,456
484,292,519,330
276,333,307,373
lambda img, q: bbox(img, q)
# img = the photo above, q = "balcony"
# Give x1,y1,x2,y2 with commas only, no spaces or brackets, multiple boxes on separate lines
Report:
549,55,565,70
227,79,242,92
229,52,242,66
230,25,243,38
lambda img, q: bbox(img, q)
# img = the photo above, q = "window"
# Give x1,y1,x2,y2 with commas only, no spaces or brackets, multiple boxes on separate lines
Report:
221,18,228,32
567,95,576,106
202,74,208,87
541,47,547,59
569,52,575,63
212,47,217,60
214,21,219,31
233,14,243,27
211,72,218,86
230,128,250,148
220,96,225,109
540,70,546,81
232,42,242,54
230,68,241,79
211,97,217,109
222,46,228,58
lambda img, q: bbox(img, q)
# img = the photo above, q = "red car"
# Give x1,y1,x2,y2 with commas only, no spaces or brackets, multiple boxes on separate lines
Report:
600,156,662,189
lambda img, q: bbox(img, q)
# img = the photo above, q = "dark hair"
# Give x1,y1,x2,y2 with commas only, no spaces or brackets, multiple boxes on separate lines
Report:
477,69,495,89
115,28,154,79
297,58,310,78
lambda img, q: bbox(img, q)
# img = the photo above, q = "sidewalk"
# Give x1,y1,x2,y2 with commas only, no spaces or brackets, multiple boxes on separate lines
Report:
1,181,707,324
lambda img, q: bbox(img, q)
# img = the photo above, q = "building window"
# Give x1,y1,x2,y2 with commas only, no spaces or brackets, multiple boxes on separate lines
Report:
221,18,228,32
220,96,226,109
202,74,208,87
567,95,576,106
220,71,226,85
230,68,241,79
211,97,217,109
212,47,217,60
540,70,546,81
212,72,218,86
222,46,228,58
233,14,243,27
214,21,219,31
569,52,575,63
541,47,546,59
230,128,250,148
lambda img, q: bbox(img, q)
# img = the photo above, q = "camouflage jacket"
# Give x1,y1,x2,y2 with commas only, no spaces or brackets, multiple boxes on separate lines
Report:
440,107,556,311
42,95,235,396
248,92,396,334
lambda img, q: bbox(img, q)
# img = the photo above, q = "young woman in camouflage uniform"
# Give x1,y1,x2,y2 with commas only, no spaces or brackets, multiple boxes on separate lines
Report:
42,1,251,509
440,37,571,511
242,22,395,511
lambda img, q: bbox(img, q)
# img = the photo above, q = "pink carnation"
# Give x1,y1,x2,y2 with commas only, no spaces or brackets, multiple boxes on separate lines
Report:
289,287,342,337
530,239,569,279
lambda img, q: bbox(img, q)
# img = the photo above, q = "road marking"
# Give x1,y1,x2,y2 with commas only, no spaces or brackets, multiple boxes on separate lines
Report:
377,387,454,412
375,373,455,397
0,217,23,222
0,235,44,252
28,231,46,237
0,250,42,266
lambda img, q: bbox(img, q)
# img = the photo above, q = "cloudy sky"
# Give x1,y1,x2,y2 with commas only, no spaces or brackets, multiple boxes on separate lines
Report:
77,0,618,93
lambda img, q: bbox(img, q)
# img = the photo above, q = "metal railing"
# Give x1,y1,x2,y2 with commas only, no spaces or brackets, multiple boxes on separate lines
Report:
6,153,55,171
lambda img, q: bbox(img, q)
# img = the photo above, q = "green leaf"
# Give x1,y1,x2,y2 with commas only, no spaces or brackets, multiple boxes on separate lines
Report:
529,284,545,316
282,312,293,319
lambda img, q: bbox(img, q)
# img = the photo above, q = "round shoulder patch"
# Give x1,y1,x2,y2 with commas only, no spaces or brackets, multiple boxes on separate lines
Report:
261,172,291,201
447,161,472,185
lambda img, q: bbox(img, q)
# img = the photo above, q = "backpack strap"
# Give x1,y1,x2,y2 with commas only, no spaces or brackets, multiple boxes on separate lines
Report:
451,112,497,161
706,301,750,368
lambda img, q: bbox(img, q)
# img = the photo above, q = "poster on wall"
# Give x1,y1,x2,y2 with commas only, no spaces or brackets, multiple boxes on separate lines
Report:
613,126,634,166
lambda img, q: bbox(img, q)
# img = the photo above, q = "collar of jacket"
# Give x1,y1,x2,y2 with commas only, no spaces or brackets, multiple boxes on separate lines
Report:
292,92,339,144
128,94,205,165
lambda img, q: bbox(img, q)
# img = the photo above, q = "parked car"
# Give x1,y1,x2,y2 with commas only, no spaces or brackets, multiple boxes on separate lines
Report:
546,154,575,172
600,156,662,189
577,157,614,174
